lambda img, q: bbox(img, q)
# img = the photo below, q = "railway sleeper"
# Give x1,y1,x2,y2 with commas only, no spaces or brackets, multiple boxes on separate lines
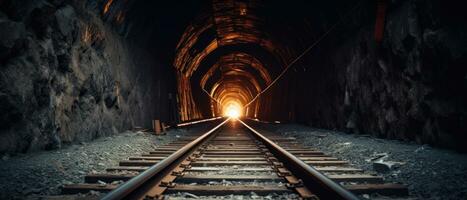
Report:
165,184,292,196
60,120,409,199
62,183,402,196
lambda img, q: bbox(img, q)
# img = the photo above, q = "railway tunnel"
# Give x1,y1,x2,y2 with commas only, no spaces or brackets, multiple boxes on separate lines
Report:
1,0,467,199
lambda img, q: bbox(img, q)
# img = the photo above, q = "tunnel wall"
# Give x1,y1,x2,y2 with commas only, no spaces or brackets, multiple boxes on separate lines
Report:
0,1,171,153
295,0,467,150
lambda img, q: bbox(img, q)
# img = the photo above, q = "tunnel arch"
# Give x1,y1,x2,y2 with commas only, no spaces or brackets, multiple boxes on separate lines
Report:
98,0,356,122
171,0,307,121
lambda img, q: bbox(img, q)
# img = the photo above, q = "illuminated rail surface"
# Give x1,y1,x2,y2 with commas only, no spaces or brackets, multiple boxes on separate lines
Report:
61,118,408,200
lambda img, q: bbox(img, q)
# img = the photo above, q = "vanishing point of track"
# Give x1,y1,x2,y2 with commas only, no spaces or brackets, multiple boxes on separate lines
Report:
62,118,408,200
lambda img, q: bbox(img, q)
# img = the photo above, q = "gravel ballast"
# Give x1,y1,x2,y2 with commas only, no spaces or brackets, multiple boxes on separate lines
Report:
259,123,467,200
2,121,466,200
0,128,194,200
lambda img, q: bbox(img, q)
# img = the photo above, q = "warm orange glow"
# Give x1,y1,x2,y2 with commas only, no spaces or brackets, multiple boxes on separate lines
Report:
223,102,242,119
103,0,114,14
239,3,247,16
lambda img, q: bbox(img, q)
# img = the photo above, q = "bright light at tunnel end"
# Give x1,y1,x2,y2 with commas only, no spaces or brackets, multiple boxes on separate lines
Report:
226,108,240,119
224,104,242,119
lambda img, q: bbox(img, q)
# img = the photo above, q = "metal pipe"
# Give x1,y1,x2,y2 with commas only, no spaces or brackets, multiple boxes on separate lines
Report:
239,119,360,200
102,118,230,200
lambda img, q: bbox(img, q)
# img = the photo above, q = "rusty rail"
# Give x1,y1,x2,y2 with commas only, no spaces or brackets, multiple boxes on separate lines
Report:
101,118,229,200
103,117,360,199
239,119,360,200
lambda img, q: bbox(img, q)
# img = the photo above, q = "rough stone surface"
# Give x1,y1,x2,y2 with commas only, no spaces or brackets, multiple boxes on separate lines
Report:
261,123,467,200
0,1,174,153
294,0,467,151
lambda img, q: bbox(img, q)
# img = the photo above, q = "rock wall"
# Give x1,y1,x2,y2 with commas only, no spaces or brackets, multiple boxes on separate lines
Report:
0,0,171,153
295,0,467,150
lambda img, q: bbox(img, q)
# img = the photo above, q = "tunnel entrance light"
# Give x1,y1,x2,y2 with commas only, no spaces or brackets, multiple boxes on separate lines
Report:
226,107,240,118
223,103,242,119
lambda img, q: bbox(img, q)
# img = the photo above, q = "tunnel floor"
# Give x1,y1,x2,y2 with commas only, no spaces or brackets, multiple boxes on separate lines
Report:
0,122,466,199
0,128,195,199
259,123,467,199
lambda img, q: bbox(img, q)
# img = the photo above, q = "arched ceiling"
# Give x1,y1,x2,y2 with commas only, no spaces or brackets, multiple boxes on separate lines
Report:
173,0,300,117
96,0,363,119
201,52,271,92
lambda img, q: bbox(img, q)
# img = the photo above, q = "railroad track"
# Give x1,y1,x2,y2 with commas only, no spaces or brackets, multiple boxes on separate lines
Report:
61,118,408,199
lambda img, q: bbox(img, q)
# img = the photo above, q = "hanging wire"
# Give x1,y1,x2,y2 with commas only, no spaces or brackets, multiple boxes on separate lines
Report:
243,23,339,108
201,0,367,110
242,0,366,108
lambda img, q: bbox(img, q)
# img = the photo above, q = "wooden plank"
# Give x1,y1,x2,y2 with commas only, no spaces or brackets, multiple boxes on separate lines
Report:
187,167,273,172
209,144,256,146
152,119,163,135
160,145,186,148
287,150,324,154
299,157,338,161
206,148,261,151
314,167,364,173
62,184,117,194
202,154,266,158
275,144,304,147
327,174,383,183
212,137,253,139
148,152,174,155
209,145,257,147
207,147,258,149
203,151,263,155
283,148,318,151
345,184,408,196
178,175,281,182
166,184,291,195
305,161,348,166
203,150,262,153
35,195,101,200
152,148,179,151
129,157,164,161
106,166,148,172
289,152,325,156
148,149,175,152
85,174,134,183
166,142,191,145
212,136,252,139
287,154,331,158
119,160,157,166
196,157,266,161
145,153,174,157
209,141,256,143
211,139,294,142
141,154,168,157
107,164,359,173
209,143,257,146
211,139,252,141
274,142,300,145
206,148,316,151
208,137,294,141
191,161,269,166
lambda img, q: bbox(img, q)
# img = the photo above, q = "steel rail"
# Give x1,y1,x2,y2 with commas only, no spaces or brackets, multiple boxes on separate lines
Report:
238,119,360,200
102,118,230,200
174,117,223,127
